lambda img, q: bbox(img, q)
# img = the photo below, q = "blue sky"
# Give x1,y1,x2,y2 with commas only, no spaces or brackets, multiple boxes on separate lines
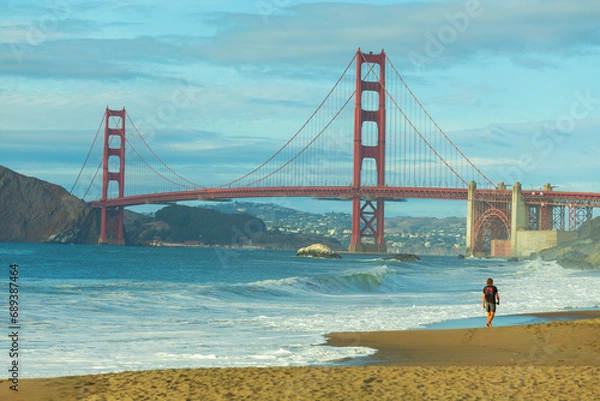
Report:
1,0,600,217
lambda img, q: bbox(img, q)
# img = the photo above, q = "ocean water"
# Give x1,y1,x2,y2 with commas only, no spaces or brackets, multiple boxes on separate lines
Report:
1,242,599,378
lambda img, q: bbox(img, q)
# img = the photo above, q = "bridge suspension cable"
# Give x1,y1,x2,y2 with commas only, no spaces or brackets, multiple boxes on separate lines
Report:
238,91,355,188
126,115,203,190
71,114,105,198
218,55,357,189
385,54,496,188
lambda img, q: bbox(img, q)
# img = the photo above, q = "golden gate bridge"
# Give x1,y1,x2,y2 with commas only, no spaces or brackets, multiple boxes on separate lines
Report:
72,49,600,257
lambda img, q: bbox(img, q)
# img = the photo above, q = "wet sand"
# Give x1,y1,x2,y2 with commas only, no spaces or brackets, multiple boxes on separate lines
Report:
325,310,600,366
3,311,599,400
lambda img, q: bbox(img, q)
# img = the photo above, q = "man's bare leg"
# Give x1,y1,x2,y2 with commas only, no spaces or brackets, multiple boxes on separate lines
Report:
486,311,495,327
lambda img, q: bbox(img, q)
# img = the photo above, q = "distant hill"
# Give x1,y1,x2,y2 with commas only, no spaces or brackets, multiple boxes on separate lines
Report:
138,204,265,246
385,215,466,255
385,216,466,234
0,166,100,244
202,201,467,255
136,204,343,250
200,201,322,225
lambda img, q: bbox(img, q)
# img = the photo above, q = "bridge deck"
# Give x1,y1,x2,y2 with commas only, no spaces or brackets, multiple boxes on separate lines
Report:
91,186,600,208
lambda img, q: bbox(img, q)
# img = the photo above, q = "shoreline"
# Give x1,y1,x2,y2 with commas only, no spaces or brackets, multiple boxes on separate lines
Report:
3,311,599,400
325,309,600,367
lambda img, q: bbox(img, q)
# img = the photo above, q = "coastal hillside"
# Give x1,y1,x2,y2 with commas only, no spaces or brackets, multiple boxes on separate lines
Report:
537,217,600,269
0,166,100,244
202,201,467,254
136,204,343,250
136,204,265,246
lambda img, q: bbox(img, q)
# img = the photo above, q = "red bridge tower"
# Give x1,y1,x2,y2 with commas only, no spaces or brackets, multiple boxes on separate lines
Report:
349,50,387,253
99,107,126,245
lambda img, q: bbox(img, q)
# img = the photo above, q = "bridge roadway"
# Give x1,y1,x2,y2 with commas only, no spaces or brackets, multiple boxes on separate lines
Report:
91,186,600,208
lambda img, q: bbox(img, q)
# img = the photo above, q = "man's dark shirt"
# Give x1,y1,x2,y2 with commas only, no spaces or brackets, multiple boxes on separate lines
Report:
483,285,498,304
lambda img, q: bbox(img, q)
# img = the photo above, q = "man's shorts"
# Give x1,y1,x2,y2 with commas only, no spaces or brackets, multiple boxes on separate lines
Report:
485,302,496,313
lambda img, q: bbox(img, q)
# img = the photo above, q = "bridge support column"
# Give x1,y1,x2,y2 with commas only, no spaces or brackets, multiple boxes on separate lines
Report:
465,181,476,256
510,182,527,257
100,206,125,245
99,107,126,245
348,49,387,253
349,199,386,253
569,205,594,231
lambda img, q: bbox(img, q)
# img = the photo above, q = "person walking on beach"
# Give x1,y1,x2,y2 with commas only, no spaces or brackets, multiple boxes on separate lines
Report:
482,278,499,327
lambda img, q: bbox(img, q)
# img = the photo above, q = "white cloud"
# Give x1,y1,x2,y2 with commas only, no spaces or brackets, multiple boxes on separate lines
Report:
199,0,600,70
3,0,599,82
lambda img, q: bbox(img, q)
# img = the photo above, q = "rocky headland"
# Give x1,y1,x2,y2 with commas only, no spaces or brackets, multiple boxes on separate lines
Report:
534,216,600,269
0,166,100,244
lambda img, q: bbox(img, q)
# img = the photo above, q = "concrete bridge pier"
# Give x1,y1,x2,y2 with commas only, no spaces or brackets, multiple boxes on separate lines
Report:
467,181,584,258
509,182,578,258
510,182,527,256
465,180,476,257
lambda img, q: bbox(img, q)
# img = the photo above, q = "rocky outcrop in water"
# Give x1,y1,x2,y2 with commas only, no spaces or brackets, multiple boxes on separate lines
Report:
384,253,420,262
297,243,342,258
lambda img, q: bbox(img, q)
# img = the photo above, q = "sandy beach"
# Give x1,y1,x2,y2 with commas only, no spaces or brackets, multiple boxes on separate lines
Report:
3,311,600,401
